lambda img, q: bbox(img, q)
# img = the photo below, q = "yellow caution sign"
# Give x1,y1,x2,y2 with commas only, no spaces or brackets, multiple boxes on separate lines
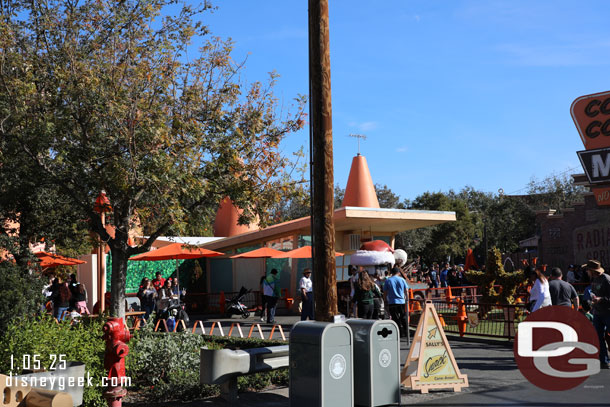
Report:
401,301,468,393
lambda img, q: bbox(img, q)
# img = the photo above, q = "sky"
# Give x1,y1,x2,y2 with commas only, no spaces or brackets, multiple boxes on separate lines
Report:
191,0,610,201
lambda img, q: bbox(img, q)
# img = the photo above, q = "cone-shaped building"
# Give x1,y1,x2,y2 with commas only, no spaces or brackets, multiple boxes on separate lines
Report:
213,197,259,237
342,154,380,208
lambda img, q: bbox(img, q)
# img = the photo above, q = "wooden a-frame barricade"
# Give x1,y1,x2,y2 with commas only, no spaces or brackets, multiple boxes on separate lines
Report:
401,301,468,393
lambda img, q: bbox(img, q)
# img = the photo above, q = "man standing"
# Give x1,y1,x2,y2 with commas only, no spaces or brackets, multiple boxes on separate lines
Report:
548,267,579,309
440,263,450,287
429,264,440,289
259,273,268,322
566,264,578,284
384,266,409,338
300,268,314,320
263,269,281,324
585,260,610,369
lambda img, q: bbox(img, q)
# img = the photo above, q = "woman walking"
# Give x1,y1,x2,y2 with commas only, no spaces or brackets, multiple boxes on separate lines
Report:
527,266,551,312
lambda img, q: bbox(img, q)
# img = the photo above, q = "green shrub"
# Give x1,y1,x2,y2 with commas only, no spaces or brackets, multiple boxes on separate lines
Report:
0,260,44,332
1,313,289,406
0,314,106,407
126,328,288,401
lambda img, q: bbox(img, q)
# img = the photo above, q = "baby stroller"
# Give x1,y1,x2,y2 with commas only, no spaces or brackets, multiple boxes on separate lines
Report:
225,286,251,319
155,296,190,332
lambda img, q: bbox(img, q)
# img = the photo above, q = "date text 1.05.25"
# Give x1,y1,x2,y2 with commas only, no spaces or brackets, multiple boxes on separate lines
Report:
10,354,67,371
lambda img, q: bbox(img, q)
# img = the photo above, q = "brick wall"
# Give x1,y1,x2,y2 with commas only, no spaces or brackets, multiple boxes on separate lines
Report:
538,193,610,270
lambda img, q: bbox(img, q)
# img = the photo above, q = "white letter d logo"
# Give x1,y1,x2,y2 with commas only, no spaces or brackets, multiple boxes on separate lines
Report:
518,322,578,357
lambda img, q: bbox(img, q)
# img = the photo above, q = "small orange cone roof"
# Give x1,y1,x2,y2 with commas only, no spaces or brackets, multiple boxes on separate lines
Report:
213,197,259,237
342,155,379,208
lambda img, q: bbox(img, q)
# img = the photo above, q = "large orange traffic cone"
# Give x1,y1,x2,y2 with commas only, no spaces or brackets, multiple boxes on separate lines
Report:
408,289,414,312
446,285,454,303
456,298,467,337
219,291,226,314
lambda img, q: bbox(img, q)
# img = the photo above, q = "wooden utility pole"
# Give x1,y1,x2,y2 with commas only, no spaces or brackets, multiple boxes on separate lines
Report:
309,0,338,321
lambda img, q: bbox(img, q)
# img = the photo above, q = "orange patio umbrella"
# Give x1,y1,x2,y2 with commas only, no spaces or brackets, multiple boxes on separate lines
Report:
130,243,224,261
230,247,285,259
130,243,224,292
271,245,344,258
35,251,86,268
230,247,286,278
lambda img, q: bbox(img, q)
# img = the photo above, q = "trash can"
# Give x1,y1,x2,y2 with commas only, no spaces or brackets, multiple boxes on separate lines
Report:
289,321,353,407
346,319,401,406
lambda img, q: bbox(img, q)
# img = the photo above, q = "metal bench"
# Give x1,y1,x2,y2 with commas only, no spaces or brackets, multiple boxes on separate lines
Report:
200,345,289,402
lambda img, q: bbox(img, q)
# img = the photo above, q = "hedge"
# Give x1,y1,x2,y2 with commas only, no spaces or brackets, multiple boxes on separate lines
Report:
1,315,288,406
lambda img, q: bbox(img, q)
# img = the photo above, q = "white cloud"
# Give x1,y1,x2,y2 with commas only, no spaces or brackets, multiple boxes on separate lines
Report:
396,147,408,153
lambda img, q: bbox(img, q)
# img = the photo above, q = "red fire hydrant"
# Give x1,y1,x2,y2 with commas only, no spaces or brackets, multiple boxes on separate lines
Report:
103,317,131,407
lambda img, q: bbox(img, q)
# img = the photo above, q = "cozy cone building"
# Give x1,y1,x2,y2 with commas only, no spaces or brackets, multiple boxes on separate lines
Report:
201,154,456,303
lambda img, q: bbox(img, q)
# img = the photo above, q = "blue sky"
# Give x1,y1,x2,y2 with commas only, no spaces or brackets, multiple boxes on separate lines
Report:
195,1,610,201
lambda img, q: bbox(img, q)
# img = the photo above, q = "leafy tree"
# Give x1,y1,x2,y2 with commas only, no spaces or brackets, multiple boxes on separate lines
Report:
0,236,44,332
0,1,305,318
375,184,405,209
406,191,475,263
0,136,90,264
334,184,345,209
525,173,586,212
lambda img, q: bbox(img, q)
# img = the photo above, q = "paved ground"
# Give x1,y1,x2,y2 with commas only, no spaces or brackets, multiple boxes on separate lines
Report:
147,315,610,406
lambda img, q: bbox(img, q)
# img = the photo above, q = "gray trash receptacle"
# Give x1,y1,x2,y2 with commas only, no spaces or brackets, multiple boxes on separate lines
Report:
346,319,401,406
289,321,353,407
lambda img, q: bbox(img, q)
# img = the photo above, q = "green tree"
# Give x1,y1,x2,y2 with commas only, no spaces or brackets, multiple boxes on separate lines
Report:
0,135,91,265
525,173,586,212
404,191,475,263
0,1,306,318
334,184,345,209
375,184,405,209
0,237,44,332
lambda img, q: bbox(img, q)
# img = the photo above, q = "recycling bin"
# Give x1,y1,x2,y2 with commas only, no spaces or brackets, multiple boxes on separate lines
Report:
346,319,401,406
289,321,353,407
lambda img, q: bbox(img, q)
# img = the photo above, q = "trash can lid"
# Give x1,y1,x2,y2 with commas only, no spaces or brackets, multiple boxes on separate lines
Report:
290,321,352,345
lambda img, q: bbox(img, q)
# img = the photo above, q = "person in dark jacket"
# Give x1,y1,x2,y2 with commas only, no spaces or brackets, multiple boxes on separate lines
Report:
585,260,610,369
137,278,157,321
354,271,375,319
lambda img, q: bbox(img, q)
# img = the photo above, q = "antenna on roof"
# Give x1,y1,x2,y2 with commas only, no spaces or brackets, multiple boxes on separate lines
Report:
349,134,367,156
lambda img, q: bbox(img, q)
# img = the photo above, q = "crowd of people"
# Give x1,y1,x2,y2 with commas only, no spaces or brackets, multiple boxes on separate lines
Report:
341,264,410,337
43,273,90,321
412,262,469,288
526,260,610,369
137,272,184,323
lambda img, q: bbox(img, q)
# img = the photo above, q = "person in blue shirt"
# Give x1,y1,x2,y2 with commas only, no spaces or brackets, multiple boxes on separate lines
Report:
440,263,450,287
428,264,439,288
383,266,409,337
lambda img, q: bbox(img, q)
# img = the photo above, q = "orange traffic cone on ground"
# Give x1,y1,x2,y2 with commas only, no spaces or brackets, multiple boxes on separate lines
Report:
408,289,414,312
219,291,226,314
456,298,467,337
446,285,454,303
